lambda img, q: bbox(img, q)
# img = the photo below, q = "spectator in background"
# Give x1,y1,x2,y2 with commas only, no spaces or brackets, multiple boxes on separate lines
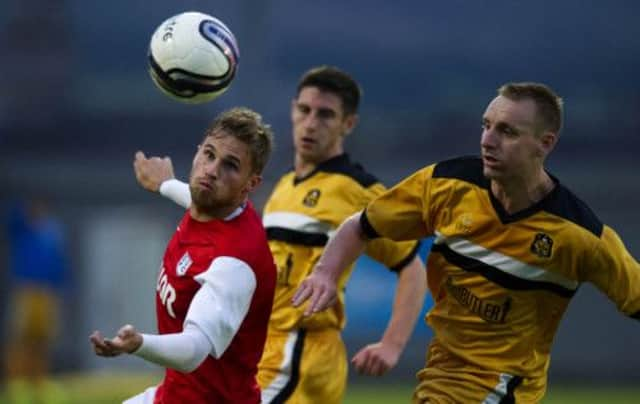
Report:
3,198,71,404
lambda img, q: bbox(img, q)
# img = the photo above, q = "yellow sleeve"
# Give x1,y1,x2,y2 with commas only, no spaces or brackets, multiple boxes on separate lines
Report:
582,225,640,318
358,178,422,271
363,237,421,272
361,165,434,242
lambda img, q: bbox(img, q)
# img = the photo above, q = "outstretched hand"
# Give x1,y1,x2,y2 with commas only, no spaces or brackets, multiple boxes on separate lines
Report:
90,324,143,357
292,271,338,316
133,151,175,192
351,341,401,376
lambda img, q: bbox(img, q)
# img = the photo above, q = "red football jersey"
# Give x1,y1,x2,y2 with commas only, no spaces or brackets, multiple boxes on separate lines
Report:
153,202,276,404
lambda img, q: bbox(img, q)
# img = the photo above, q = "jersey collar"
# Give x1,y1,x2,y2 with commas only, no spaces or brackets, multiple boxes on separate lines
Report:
293,153,351,185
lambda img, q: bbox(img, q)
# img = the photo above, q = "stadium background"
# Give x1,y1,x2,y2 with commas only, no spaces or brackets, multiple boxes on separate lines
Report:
1,0,639,402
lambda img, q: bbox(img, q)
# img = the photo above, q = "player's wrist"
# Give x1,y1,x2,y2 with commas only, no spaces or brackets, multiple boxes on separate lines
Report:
128,332,144,354
132,333,149,355
159,178,180,195
380,333,407,353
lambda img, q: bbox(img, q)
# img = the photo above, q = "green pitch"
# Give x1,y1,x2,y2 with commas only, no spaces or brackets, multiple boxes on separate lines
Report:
2,373,639,403
346,384,640,404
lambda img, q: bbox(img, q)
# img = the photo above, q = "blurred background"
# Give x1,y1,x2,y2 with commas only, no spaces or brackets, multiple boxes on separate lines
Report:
1,0,639,402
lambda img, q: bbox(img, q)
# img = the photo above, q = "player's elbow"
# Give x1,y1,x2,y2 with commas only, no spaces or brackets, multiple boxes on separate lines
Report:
176,348,208,373
175,330,211,373
400,257,427,290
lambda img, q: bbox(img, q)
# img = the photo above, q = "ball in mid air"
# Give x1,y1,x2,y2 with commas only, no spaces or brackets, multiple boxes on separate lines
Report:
148,11,239,104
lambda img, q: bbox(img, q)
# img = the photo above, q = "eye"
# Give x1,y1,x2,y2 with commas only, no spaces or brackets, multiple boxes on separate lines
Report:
223,160,239,171
297,104,310,114
502,126,517,137
316,109,336,120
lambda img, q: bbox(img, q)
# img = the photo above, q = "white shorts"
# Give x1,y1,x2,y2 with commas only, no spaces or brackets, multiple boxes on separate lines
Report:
123,386,157,404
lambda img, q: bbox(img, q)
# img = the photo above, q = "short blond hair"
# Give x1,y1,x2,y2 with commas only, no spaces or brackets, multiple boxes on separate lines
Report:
204,107,274,174
498,82,563,134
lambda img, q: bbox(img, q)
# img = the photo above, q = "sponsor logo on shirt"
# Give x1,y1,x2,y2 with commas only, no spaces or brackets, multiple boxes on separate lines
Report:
157,267,177,318
456,213,473,234
446,277,511,323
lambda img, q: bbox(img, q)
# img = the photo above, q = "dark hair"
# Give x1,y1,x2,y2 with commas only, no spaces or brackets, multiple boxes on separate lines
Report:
498,82,564,134
204,107,274,174
296,65,361,116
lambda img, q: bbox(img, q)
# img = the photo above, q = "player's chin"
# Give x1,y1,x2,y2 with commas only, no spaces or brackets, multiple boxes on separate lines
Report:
482,165,503,180
191,189,217,207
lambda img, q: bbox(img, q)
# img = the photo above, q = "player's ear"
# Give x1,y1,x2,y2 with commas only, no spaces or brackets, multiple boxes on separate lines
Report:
539,131,558,156
244,174,262,194
343,113,358,136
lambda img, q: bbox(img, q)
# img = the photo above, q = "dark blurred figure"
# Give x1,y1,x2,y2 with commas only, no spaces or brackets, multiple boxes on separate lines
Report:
2,199,70,404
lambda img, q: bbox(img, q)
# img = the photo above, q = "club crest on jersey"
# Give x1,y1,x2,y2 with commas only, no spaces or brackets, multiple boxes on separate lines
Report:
530,233,553,258
302,188,321,207
176,252,193,276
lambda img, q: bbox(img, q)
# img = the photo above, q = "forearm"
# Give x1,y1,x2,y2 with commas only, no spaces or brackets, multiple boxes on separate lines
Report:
133,323,211,373
315,213,368,280
381,256,426,351
159,179,192,208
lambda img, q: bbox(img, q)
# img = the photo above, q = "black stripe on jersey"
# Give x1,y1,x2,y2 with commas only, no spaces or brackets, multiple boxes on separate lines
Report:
360,209,381,239
543,184,603,237
270,329,307,404
432,156,603,237
432,243,576,298
267,227,328,246
630,310,640,320
498,375,523,404
390,240,422,273
489,176,603,236
293,153,380,187
432,156,489,188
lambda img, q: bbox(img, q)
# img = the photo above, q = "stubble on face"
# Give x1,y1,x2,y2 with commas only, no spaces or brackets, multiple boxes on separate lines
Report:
291,87,351,167
480,96,541,182
188,133,254,218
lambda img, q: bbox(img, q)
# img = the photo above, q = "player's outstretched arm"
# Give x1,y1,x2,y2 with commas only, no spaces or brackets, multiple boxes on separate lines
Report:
90,324,143,357
90,323,212,373
133,151,192,208
292,212,367,315
351,255,426,376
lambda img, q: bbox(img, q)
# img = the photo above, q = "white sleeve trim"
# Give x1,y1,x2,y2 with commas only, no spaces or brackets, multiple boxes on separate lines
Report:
133,323,212,373
186,256,257,358
159,179,192,209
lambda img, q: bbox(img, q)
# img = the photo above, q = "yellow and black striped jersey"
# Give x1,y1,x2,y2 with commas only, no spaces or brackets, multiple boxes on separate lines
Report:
361,156,640,402
263,154,420,332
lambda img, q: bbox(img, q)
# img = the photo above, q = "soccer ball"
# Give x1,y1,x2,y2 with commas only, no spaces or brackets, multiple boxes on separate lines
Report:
148,11,239,104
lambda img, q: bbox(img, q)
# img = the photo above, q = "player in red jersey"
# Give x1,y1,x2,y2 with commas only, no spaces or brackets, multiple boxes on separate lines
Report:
90,107,276,404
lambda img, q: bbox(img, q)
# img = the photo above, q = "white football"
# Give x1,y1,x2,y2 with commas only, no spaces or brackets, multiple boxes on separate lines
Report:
148,11,239,104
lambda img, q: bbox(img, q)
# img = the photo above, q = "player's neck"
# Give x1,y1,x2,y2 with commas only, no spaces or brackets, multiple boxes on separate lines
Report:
294,150,342,178
490,169,555,215
294,159,316,178
190,200,246,222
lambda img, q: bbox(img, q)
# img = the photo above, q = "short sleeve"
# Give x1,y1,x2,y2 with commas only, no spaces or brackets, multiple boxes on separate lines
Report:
363,238,421,272
581,226,640,319
362,165,435,242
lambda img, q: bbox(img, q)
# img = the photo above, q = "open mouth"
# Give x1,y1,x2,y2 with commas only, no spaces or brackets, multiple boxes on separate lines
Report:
482,155,501,169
